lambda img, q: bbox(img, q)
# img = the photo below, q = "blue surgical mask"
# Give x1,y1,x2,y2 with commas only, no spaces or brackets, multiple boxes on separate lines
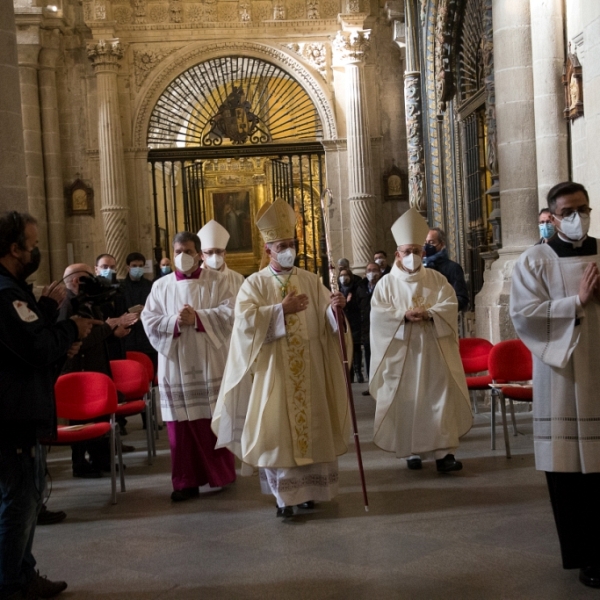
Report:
538,223,555,240
99,268,115,280
130,267,145,280
161,266,172,275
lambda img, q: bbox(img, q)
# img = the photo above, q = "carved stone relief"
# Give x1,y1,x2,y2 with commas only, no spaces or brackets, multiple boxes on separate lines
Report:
133,48,178,89
217,2,239,21
284,42,327,79
307,0,319,19
273,1,285,19
148,3,169,22
114,5,133,23
332,30,370,65
434,0,458,112
320,0,339,18
405,72,425,213
239,0,251,21
252,1,271,21
169,0,183,22
287,0,306,19
132,0,147,23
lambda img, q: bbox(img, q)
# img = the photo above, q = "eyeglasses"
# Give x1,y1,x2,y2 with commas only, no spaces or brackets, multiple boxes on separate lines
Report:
554,206,592,218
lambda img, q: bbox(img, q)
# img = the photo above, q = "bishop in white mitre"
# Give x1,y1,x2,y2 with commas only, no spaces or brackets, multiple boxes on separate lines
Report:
369,207,472,472
212,199,351,518
198,219,245,297
510,181,600,587
142,231,236,502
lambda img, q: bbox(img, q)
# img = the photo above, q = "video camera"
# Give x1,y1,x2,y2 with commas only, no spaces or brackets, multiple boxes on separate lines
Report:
72,274,120,318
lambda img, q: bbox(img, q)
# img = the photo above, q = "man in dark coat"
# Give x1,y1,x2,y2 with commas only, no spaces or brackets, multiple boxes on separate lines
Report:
423,228,470,312
0,211,94,600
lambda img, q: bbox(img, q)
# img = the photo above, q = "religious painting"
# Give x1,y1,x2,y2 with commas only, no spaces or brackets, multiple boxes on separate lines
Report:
66,178,94,216
383,165,407,202
212,190,253,252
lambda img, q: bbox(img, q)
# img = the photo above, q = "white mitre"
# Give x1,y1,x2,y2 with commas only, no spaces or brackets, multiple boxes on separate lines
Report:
391,207,430,246
198,219,230,250
256,198,297,243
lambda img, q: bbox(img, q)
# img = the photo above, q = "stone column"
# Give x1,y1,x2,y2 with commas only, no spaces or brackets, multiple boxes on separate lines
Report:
476,1,538,342
332,30,377,272
17,38,51,283
39,33,68,280
0,2,28,212
530,0,569,206
88,39,129,276
404,0,426,214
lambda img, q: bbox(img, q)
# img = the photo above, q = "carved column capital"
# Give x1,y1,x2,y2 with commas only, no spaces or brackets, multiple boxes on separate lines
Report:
87,39,124,72
332,30,371,66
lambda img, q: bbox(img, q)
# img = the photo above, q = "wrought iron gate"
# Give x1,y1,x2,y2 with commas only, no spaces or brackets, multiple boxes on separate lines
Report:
148,143,327,280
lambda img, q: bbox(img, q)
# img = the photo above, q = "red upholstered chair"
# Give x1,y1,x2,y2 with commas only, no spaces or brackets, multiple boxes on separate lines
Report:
44,372,124,505
488,339,533,459
110,359,153,467
126,351,159,456
459,337,494,414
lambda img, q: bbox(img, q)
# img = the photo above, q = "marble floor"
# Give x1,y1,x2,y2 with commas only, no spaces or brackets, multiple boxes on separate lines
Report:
38,387,597,600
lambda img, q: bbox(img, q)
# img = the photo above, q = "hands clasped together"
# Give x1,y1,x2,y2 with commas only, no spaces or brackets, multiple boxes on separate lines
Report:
579,262,600,306
404,307,432,323
281,290,346,315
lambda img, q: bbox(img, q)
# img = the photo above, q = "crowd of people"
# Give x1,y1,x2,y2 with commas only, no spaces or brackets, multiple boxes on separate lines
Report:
1,179,599,598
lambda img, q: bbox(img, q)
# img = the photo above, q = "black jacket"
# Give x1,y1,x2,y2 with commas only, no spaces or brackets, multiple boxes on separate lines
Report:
355,278,376,344
425,252,470,311
339,276,362,344
120,275,155,356
0,264,78,446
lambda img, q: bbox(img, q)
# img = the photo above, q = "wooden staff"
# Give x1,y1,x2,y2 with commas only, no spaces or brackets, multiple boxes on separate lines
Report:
320,189,369,512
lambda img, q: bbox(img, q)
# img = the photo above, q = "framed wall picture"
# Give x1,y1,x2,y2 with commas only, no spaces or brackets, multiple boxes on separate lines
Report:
66,179,94,216
211,190,253,253
383,164,407,202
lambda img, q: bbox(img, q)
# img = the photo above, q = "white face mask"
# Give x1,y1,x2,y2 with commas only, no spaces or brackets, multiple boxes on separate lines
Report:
375,258,384,266
204,254,224,270
402,253,422,271
273,248,296,269
175,252,196,274
366,272,378,282
556,211,590,241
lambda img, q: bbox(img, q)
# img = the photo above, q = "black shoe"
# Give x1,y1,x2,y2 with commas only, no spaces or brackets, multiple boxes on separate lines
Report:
276,506,294,518
580,566,600,588
121,444,135,453
28,570,67,598
297,501,315,509
37,505,67,526
73,462,102,478
171,487,200,502
361,390,370,396
406,457,423,470
436,454,463,473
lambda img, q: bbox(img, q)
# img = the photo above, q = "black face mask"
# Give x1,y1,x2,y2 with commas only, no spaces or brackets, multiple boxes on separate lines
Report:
424,244,438,258
20,246,41,279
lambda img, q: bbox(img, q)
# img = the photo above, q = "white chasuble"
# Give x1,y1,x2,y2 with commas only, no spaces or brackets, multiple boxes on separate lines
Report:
142,270,233,422
221,265,245,298
370,264,472,457
510,242,600,473
212,266,351,469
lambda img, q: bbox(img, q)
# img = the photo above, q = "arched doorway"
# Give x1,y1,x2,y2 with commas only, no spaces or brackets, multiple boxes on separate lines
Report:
146,55,328,278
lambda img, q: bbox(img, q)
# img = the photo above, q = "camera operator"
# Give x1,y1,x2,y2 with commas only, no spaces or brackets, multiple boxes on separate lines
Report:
59,263,137,477
0,211,96,600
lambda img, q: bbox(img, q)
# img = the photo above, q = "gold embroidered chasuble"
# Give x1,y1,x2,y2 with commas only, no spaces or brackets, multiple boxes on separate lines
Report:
212,266,351,468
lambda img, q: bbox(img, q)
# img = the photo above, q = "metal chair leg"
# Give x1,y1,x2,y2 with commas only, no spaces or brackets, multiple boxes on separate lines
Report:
145,403,153,466
116,428,126,492
491,390,496,450
509,398,518,435
110,417,117,505
498,392,512,459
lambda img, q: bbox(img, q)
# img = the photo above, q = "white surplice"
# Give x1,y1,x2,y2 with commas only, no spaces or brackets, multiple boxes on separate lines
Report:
142,270,234,422
369,264,472,458
510,242,600,473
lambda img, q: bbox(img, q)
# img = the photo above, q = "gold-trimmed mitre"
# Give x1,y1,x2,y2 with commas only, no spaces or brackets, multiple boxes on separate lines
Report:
197,219,230,250
256,198,297,243
391,207,430,246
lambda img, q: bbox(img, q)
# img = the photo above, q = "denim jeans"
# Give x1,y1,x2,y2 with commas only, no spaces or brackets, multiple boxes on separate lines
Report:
0,444,45,599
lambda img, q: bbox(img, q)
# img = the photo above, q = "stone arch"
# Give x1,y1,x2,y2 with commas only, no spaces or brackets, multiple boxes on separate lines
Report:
132,41,337,148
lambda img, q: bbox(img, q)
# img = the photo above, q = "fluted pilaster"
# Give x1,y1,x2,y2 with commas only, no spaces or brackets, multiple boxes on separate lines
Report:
332,30,377,271
88,39,129,276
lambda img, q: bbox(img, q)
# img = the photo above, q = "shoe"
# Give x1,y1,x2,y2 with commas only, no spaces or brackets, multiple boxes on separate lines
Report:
276,506,294,518
28,571,67,598
72,462,102,478
406,457,423,470
580,566,600,588
121,444,135,453
37,505,66,526
199,483,223,494
171,487,200,502
436,454,463,473
297,501,315,509
361,390,370,396
118,424,128,436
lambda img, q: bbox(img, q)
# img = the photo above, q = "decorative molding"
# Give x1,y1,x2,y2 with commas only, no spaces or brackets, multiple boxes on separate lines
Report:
434,0,458,112
169,0,183,22
133,47,178,89
132,0,147,24
87,39,124,70
134,41,337,147
482,0,497,177
239,0,251,21
307,0,319,19
405,71,425,213
284,42,327,79
332,29,370,65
